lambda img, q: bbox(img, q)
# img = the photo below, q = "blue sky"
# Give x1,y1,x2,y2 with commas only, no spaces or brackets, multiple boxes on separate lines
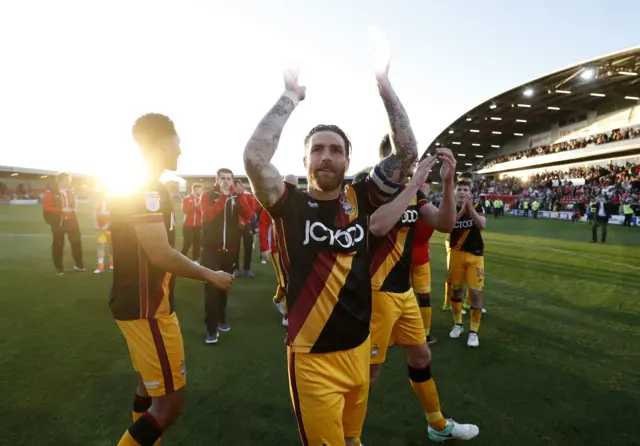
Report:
0,0,637,183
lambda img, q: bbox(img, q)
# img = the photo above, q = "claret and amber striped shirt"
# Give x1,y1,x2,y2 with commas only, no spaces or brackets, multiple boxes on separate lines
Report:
108,181,177,321
369,187,428,293
267,165,400,354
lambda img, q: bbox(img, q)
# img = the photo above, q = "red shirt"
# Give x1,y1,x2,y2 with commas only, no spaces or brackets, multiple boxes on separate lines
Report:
238,193,256,227
412,219,435,264
43,188,77,221
258,207,278,254
181,194,202,227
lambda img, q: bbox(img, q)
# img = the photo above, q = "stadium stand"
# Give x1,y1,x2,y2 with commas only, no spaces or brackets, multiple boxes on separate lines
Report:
480,158,639,211
422,46,640,223
0,165,94,203
424,46,640,174
482,125,640,169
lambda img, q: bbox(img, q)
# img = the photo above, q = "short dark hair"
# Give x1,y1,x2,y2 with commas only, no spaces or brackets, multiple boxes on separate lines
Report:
132,113,177,151
217,168,233,178
191,182,203,192
457,172,473,181
379,134,392,160
304,124,352,159
455,179,472,188
56,172,71,182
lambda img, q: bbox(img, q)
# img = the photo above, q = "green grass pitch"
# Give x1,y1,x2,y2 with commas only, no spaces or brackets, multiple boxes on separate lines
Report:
0,205,639,445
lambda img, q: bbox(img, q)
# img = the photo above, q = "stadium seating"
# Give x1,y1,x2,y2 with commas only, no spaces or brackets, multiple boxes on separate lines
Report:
479,160,639,211
482,126,640,170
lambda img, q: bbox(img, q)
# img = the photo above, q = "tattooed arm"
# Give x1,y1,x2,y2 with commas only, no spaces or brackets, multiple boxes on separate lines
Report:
374,63,418,184
243,68,306,209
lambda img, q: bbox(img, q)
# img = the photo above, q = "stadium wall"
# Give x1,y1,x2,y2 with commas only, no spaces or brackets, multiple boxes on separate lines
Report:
509,209,639,226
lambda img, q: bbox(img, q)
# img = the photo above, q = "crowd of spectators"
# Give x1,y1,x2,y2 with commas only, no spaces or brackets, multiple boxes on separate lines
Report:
478,161,640,211
0,182,42,200
483,126,640,169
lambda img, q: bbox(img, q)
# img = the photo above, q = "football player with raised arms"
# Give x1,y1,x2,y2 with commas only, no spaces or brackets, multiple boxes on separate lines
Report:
367,143,479,442
244,55,417,445
443,171,482,315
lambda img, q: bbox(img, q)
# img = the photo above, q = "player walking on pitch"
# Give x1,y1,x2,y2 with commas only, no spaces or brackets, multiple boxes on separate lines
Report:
109,114,234,446
244,56,417,445
367,144,479,442
448,178,486,348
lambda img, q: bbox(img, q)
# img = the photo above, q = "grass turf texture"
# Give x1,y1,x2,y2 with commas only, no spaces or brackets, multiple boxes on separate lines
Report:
0,205,639,446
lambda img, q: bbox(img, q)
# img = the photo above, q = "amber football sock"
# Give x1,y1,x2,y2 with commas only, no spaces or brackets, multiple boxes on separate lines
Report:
444,282,452,308
417,293,432,335
273,285,285,304
408,365,447,431
451,297,463,325
470,307,483,333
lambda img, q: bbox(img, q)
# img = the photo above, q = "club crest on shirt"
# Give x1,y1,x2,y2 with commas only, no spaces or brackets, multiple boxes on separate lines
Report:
145,191,161,212
371,344,379,359
340,195,356,215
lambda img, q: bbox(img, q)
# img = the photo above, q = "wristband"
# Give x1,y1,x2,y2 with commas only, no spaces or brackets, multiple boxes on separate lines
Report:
282,90,300,107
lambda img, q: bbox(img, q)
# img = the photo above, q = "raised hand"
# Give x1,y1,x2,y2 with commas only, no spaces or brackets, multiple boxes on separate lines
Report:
410,155,438,188
436,148,457,183
464,193,475,211
369,26,392,88
235,181,245,195
283,64,306,102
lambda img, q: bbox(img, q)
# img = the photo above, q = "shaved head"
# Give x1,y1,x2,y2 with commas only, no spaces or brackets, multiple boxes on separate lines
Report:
284,174,299,186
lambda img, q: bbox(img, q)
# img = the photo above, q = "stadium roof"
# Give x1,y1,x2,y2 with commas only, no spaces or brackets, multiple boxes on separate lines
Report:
0,165,91,179
424,45,640,168
0,165,59,176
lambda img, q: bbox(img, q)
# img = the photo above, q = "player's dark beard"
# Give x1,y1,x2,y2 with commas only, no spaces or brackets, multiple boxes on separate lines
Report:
308,165,345,192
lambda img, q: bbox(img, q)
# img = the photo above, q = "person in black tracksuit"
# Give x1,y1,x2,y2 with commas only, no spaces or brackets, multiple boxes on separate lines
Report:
200,168,254,343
